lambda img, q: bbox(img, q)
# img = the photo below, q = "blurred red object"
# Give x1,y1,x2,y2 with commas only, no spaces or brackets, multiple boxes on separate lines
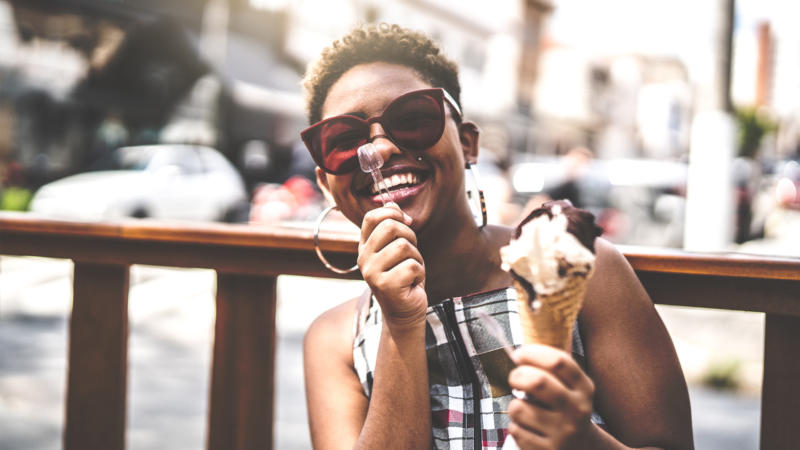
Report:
776,177,799,209
249,176,321,224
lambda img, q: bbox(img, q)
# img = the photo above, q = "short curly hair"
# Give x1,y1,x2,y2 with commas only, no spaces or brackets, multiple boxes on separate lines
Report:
302,23,461,124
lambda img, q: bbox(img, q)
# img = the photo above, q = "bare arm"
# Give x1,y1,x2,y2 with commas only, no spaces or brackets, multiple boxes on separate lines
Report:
581,238,693,449
304,299,368,449
304,204,431,449
304,302,431,449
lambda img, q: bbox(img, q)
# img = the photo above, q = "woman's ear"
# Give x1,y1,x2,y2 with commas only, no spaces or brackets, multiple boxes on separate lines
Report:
459,121,480,165
315,167,336,205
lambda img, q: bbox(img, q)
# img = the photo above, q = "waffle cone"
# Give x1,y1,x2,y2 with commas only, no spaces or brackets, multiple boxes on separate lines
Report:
514,274,591,351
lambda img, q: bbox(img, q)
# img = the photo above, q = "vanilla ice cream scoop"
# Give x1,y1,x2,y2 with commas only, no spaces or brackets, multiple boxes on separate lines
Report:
500,201,601,349
500,203,595,295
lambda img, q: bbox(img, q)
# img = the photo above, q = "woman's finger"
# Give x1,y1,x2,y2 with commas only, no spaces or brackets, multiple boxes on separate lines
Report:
376,236,424,266
507,421,549,450
366,218,418,251
507,397,560,435
508,365,571,411
359,203,412,243
377,256,426,289
512,344,593,393
358,219,417,271
360,234,423,276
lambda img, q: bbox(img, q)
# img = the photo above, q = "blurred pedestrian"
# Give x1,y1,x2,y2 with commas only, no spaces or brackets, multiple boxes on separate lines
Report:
545,146,593,208
521,146,618,239
249,175,322,224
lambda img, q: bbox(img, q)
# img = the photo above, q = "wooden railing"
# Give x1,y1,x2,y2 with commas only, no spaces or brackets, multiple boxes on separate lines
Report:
1,212,799,449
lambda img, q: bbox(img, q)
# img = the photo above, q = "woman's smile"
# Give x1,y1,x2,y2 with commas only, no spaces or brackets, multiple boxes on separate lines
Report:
357,163,432,207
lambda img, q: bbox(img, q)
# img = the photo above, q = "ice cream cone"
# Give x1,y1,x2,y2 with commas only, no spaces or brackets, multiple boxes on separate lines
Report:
513,270,592,351
502,201,601,352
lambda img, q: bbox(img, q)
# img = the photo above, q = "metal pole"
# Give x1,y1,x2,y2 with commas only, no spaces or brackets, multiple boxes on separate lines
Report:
683,0,736,251
714,0,735,113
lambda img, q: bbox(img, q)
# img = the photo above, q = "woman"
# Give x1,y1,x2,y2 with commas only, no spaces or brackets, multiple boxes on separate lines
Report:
302,24,693,449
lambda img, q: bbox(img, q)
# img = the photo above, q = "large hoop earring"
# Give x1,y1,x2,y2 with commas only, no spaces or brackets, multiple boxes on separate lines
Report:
313,205,359,274
465,162,487,229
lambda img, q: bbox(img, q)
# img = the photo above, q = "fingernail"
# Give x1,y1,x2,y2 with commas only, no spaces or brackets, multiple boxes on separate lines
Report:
384,202,411,224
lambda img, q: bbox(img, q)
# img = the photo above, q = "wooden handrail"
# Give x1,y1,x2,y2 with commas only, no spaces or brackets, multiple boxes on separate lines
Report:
0,211,359,252
620,245,800,281
3,212,799,280
1,212,799,449
0,212,361,279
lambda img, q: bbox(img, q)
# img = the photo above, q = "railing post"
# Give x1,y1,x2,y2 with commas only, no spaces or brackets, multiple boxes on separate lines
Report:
760,313,800,449
64,262,130,450
208,272,277,450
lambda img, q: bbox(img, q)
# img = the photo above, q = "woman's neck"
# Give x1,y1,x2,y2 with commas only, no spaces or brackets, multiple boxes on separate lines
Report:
418,222,513,304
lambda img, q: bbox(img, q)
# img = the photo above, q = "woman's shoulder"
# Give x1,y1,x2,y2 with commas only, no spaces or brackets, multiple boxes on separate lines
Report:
592,237,630,276
303,295,363,363
581,236,667,347
583,237,646,313
485,224,514,243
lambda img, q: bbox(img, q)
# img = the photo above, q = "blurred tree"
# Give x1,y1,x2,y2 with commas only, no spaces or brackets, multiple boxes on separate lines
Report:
735,106,777,159
0,186,32,210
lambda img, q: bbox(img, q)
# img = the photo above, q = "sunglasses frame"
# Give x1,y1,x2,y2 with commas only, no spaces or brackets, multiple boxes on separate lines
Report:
301,87,462,175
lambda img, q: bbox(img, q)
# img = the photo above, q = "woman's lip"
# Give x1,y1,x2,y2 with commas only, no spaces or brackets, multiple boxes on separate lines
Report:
366,179,426,206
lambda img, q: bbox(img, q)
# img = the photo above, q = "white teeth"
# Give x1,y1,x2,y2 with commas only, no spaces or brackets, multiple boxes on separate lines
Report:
371,172,419,194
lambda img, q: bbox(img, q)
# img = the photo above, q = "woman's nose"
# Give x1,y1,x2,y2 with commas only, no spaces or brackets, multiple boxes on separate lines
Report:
368,123,402,161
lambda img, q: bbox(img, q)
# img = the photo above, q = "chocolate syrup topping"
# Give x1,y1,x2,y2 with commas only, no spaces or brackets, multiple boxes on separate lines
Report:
510,270,536,303
513,199,602,253
508,200,601,306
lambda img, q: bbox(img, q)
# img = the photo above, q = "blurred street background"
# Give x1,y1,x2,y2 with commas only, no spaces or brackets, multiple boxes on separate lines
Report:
1,0,799,448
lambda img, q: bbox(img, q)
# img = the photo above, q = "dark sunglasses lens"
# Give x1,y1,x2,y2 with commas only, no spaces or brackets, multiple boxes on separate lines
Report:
318,119,367,173
383,93,443,151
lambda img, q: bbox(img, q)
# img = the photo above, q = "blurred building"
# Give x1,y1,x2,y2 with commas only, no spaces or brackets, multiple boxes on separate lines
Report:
528,3,800,164
0,0,554,192
228,0,555,180
731,20,800,160
0,0,309,191
531,45,692,161
277,0,553,165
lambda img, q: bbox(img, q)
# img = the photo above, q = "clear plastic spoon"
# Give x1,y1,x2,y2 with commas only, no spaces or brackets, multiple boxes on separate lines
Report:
476,311,516,361
477,310,525,401
358,143,393,205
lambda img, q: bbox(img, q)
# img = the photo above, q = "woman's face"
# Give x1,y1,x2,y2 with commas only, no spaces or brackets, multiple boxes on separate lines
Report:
315,62,477,233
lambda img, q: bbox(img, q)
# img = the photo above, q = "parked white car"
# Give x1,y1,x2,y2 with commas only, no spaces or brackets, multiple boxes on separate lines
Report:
30,145,248,222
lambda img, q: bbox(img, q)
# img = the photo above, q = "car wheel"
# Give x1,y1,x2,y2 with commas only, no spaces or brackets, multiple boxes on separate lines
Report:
130,207,150,219
221,201,250,223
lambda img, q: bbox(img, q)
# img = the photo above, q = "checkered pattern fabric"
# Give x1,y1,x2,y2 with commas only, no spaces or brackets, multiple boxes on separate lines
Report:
353,286,604,449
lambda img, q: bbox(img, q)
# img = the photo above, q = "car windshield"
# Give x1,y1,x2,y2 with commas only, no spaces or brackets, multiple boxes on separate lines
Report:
89,147,158,171
117,147,158,170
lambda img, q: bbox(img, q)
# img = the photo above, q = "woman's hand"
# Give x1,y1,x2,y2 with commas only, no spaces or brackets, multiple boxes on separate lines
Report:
358,203,428,329
507,345,596,450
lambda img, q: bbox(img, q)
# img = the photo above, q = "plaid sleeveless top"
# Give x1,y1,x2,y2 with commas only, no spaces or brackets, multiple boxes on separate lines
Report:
352,286,604,450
